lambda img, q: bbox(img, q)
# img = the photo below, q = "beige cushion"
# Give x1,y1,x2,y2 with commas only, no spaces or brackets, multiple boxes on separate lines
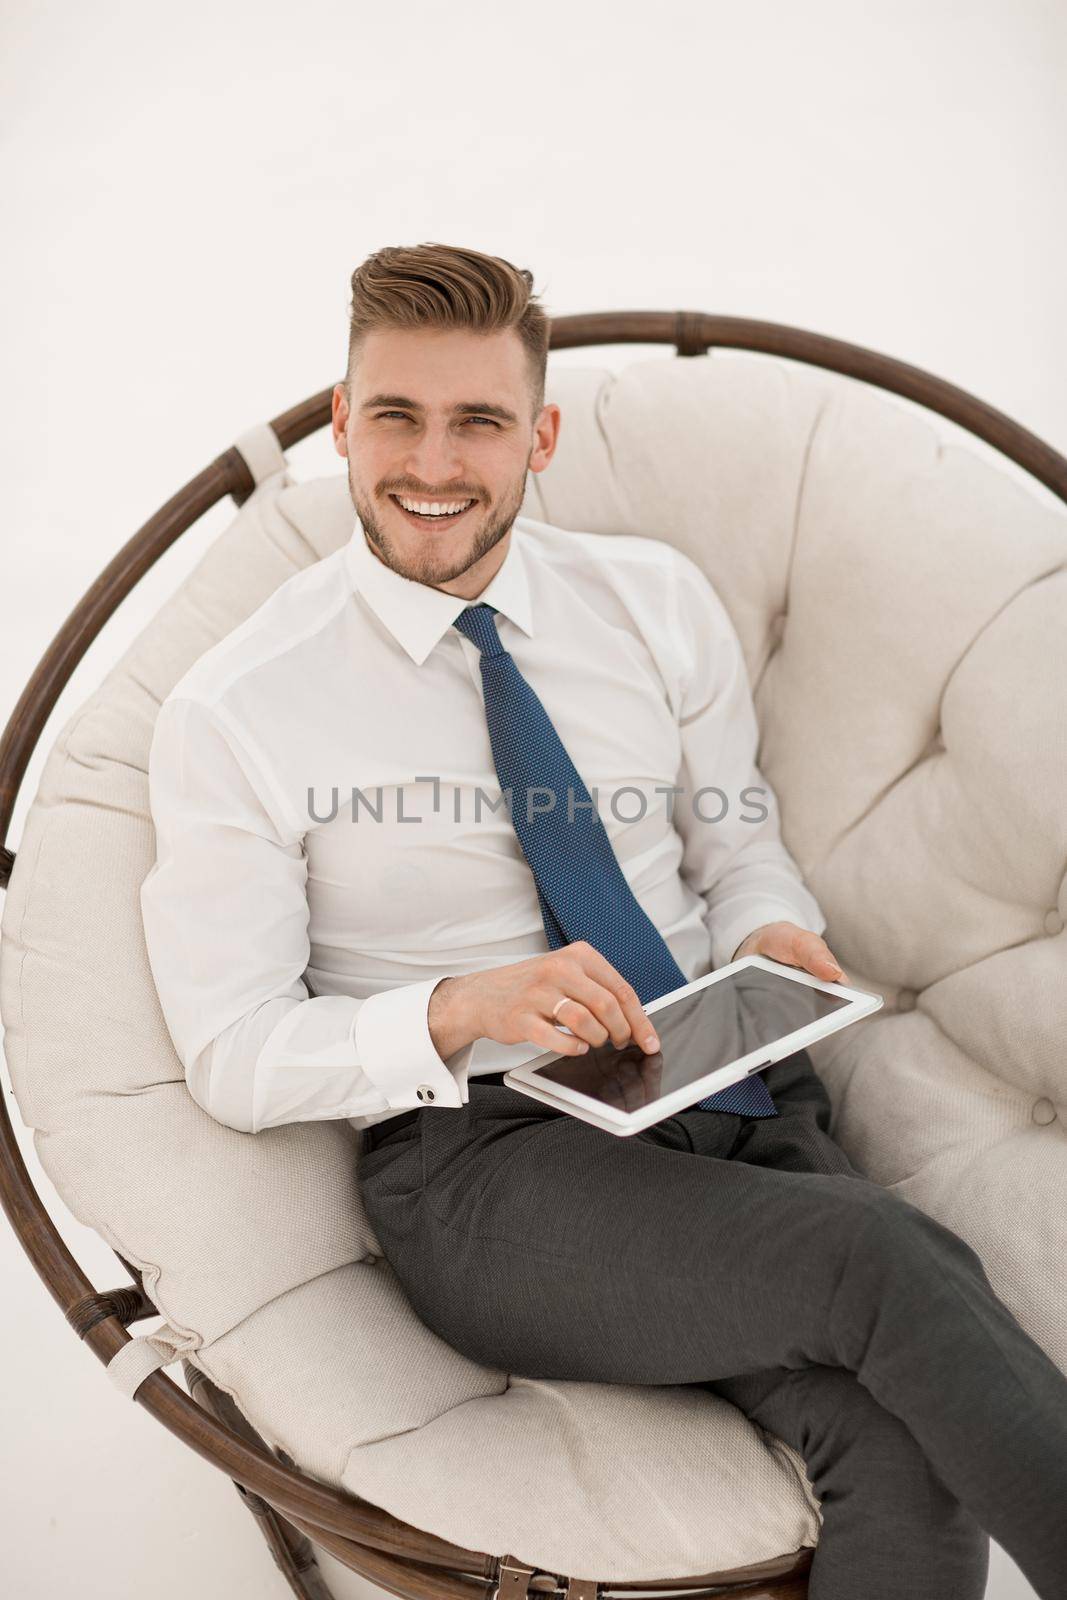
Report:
3,350,1065,1580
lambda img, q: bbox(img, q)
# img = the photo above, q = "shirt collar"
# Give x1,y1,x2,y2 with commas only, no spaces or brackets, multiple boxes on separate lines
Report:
344,513,535,666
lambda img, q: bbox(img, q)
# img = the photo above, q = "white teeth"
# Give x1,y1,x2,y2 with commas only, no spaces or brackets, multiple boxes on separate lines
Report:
396,496,474,517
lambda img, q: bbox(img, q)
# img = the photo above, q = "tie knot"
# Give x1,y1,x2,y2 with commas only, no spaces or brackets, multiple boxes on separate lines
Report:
453,603,506,658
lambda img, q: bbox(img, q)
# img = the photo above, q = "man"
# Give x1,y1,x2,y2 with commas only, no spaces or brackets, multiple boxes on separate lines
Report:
141,243,1067,1600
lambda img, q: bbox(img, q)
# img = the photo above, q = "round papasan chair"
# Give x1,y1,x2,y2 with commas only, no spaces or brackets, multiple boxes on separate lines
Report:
2,311,1065,1600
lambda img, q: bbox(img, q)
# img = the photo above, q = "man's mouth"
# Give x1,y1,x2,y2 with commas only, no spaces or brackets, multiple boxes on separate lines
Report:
389,494,478,529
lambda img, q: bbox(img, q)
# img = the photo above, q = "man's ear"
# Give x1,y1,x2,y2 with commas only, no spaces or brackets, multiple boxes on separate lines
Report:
331,383,350,458
528,402,561,474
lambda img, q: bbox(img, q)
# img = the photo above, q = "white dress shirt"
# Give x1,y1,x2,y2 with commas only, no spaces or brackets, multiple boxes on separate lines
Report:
140,511,825,1136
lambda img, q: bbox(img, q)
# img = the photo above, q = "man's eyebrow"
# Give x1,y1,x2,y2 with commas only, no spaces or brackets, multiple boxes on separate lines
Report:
359,393,519,424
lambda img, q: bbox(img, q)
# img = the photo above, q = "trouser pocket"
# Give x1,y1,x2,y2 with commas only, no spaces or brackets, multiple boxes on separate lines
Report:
358,1127,424,1200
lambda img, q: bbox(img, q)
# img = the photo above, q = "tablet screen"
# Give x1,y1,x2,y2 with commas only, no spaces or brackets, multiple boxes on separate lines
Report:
525,964,852,1115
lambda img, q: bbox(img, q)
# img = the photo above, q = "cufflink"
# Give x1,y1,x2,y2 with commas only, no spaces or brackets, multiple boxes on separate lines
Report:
416,1084,436,1103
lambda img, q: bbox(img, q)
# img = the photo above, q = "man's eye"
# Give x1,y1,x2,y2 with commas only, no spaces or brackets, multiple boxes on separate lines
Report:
375,412,497,427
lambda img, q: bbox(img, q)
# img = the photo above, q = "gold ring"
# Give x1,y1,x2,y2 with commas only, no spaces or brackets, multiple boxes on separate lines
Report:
551,996,570,1020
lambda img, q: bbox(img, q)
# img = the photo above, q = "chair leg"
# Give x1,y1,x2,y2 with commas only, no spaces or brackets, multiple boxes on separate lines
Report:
230,1477,337,1600
182,1359,338,1600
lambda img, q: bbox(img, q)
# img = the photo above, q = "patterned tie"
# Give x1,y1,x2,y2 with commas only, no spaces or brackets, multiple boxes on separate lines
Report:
452,603,778,1118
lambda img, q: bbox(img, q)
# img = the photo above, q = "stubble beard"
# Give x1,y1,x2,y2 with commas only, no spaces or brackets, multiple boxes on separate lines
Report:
350,467,529,589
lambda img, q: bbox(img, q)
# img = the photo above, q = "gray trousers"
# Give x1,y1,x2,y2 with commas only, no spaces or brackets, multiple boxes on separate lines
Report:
358,1049,1067,1600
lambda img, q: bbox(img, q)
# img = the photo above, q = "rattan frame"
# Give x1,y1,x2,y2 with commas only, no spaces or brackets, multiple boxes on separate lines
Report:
3,310,1066,1600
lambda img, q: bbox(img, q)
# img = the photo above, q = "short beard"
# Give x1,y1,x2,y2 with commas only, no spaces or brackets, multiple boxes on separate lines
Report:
350,469,528,589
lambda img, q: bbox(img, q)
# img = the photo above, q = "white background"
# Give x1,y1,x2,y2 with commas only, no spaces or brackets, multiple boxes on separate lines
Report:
2,2,1064,1595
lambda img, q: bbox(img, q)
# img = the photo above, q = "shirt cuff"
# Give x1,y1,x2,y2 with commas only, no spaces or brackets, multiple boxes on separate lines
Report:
711,901,827,973
353,978,475,1110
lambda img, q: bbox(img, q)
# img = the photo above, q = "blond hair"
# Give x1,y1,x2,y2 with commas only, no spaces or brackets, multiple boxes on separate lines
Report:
346,242,550,421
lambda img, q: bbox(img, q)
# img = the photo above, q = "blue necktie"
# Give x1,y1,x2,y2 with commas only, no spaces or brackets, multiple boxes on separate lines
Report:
452,603,778,1118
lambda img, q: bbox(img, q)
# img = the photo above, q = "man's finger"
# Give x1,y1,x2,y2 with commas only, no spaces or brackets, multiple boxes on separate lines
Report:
762,926,845,981
796,932,846,981
573,942,659,1050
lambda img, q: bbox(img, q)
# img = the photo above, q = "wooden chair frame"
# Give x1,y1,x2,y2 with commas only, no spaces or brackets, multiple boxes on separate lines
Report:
2,310,1066,1600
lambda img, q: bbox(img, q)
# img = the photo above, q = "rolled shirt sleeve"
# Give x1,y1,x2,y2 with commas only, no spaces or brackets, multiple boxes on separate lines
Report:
140,695,472,1134
666,552,826,970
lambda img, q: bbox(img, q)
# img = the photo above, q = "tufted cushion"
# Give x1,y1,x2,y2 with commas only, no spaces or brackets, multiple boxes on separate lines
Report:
2,351,1065,1580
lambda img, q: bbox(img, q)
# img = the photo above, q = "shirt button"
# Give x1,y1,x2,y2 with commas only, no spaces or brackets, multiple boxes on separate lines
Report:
1032,1098,1057,1126
1044,909,1064,936
416,1084,436,1103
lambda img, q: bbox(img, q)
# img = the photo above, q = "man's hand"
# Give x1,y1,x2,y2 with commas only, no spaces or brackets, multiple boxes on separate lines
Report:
731,921,847,983
428,941,661,1063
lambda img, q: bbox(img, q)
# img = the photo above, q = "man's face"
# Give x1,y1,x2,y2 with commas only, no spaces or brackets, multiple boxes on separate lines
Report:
331,327,560,594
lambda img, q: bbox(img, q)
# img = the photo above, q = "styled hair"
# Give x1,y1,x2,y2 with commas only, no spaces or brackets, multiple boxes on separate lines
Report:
345,242,550,422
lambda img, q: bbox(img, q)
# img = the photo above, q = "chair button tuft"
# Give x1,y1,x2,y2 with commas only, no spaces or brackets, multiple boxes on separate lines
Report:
897,988,917,1012
416,1084,436,1103
1032,1098,1057,1126
1043,909,1064,936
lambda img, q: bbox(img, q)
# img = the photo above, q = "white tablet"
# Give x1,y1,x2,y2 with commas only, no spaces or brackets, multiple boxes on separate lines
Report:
502,954,883,1137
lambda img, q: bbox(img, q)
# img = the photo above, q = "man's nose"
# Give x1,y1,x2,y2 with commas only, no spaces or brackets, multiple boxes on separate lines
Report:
401,429,466,485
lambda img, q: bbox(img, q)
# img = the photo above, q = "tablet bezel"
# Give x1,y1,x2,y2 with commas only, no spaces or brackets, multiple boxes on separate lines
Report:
502,954,883,1135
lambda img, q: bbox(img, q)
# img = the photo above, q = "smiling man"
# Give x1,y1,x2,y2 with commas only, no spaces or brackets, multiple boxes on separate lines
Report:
330,256,842,1076
140,242,1067,1600
341,342,534,591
